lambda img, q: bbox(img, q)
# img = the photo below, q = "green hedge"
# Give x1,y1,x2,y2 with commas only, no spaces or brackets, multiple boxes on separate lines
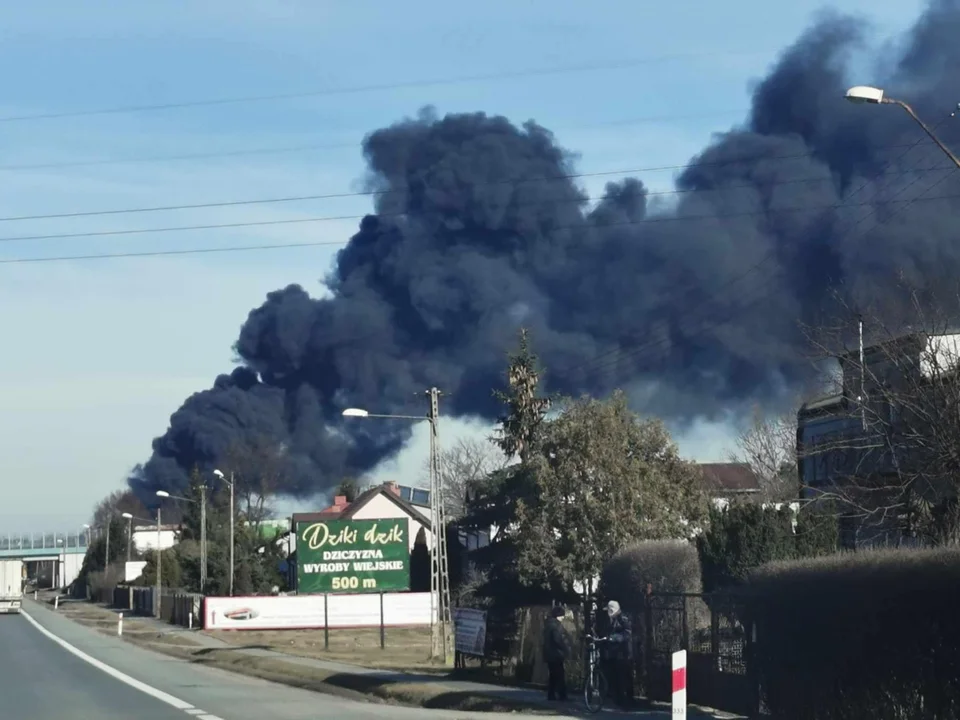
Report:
697,502,839,592
744,547,960,720
600,540,702,612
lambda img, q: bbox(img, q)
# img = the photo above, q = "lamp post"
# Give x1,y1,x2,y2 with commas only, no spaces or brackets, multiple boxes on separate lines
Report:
121,512,134,561
156,490,207,590
154,492,169,618
341,388,453,664
845,85,960,169
213,469,234,597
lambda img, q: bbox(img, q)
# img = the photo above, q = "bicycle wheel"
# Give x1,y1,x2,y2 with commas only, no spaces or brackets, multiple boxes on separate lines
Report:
583,669,607,713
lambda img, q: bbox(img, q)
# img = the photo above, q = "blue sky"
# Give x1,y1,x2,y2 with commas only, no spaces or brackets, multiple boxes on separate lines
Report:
0,0,923,532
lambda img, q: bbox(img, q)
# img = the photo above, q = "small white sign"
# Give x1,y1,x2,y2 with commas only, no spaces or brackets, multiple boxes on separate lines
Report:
453,608,487,656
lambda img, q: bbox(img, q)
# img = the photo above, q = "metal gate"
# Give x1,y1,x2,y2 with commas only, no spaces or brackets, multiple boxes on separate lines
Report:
642,592,757,716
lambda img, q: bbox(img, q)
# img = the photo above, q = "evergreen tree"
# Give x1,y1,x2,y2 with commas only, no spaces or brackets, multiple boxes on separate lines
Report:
459,328,557,653
517,392,709,593
698,502,840,592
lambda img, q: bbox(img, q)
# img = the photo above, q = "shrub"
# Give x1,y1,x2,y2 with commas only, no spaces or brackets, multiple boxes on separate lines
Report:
697,502,840,592
84,564,125,601
600,540,702,611
794,500,840,557
698,503,795,592
744,547,960,720
137,547,182,589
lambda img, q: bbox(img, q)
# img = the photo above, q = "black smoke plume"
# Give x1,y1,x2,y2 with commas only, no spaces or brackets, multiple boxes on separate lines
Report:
129,1,960,500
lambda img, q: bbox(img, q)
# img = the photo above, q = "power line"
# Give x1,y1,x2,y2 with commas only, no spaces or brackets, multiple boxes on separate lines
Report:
4,181,960,246
557,119,959,380
0,111,745,172
0,240,341,265
0,49,776,124
3,146,951,225
0,167,873,223
4,183,960,264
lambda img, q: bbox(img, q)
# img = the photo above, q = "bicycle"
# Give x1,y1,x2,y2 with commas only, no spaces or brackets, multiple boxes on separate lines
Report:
583,635,608,713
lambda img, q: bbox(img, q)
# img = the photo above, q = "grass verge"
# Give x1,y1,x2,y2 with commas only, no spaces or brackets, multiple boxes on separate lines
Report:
49,599,554,714
204,624,442,672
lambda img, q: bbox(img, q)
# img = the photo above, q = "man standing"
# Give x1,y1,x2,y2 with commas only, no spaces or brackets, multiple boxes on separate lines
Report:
542,605,569,701
603,600,633,709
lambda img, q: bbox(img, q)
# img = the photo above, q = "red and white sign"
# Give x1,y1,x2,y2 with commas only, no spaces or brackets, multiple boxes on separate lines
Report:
203,592,434,631
672,649,687,719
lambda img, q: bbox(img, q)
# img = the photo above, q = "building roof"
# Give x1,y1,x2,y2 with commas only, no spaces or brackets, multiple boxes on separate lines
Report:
292,481,432,530
131,524,180,532
315,494,350,517
699,463,762,494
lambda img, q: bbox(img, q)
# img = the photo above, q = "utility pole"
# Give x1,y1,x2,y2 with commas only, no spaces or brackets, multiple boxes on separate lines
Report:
155,507,162,619
229,472,235,597
105,520,111,571
199,484,207,592
426,387,453,663
212,469,235,596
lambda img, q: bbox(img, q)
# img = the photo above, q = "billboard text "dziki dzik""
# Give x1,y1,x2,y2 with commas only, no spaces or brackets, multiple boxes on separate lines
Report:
296,518,410,594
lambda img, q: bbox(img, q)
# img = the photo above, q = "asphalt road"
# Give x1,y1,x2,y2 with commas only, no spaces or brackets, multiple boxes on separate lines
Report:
10,600,608,720
0,610,183,719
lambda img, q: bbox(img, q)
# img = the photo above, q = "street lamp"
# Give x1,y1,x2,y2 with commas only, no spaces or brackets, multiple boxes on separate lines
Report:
85,520,111,570
341,393,452,664
213,469,235,597
342,407,424,421
845,85,960,170
121,513,134,562
154,491,168,618
154,489,207,591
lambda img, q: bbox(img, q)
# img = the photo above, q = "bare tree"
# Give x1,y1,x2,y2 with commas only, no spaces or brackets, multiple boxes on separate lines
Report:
220,435,286,532
801,288,960,546
730,405,800,503
424,435,508,520
91,489,151,527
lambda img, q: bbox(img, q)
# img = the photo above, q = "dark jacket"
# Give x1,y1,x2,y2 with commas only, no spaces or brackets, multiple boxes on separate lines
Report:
604,612,633,660
542,616,569,663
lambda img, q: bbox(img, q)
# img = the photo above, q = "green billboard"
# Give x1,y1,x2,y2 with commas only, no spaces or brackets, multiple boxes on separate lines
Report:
296,518,410,594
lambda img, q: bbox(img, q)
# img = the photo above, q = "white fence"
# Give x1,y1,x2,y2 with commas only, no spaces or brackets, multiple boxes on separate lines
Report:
203,591,435,631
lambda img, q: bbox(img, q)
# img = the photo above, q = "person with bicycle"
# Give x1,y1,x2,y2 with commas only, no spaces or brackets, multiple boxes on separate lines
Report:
542,604,569,701
601,599,634,709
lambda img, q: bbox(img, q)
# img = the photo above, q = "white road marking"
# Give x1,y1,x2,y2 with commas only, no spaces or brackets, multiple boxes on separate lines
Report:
184,710,208,715
21,608,202,713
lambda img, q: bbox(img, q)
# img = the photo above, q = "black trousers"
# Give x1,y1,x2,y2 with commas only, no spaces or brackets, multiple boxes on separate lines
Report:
546,660,567,700
603,658,634,707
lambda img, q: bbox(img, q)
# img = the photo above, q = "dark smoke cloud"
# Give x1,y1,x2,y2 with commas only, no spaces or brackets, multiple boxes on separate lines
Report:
129,0,960,500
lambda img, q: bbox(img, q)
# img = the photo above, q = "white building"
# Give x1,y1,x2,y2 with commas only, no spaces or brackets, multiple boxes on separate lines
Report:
130,524,179,554
289,482,433,557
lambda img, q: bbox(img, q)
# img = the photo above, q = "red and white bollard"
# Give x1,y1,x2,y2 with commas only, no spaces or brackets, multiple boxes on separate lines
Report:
672,649,687,719
118,613,123,636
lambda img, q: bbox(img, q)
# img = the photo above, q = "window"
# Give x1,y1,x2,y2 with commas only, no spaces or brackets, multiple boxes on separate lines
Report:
411,488,430,507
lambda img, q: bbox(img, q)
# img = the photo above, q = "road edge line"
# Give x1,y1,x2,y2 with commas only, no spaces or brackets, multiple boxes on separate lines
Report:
21,608,196,712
